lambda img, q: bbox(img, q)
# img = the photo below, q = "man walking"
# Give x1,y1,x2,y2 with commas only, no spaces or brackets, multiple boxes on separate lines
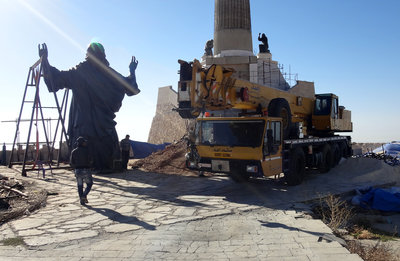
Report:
120,134,131,170
70,137,93,205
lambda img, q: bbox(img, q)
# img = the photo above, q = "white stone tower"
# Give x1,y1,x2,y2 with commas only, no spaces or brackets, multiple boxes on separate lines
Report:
203,0,257,82
203,0,291,91
213,0,253,57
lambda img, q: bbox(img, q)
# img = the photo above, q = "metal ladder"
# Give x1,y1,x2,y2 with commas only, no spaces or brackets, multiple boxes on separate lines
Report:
8,57,70,176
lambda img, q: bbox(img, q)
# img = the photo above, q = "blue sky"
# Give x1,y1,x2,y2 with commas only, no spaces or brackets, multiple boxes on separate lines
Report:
0,0,399,145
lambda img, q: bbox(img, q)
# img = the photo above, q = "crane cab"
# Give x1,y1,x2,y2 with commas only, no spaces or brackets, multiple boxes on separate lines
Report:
312,94,352,134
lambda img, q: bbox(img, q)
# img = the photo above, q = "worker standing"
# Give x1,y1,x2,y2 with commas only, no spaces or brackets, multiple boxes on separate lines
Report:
120,135,131,170
70,137,93,205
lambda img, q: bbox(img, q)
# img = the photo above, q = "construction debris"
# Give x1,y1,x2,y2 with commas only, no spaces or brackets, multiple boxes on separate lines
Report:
0,175,47,224
1,184,28,198
0,176,26,199
356,152,400,166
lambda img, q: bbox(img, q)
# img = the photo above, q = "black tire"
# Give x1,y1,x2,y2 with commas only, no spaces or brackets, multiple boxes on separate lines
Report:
332,143,342,166
268,99,292,139
285,147,306,186
339,142,349,158
318,144,333,173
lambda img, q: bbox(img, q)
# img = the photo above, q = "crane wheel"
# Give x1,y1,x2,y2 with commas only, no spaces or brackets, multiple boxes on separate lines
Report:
268,99,292,139
339,142,349,158
318,144,333,173
285,147,305,186
332,143,342,166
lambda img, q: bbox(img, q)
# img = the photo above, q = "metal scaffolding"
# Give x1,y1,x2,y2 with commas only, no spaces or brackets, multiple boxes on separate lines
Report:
8,57,70,176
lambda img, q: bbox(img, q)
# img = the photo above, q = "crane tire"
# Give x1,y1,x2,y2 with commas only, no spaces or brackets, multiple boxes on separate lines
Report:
318,144,333,173
285,147,305,186
332,143,342,166
268,98,292,139
339,142,349,158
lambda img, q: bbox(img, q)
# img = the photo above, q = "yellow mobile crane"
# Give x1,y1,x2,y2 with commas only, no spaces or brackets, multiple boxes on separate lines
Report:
177,59,352,185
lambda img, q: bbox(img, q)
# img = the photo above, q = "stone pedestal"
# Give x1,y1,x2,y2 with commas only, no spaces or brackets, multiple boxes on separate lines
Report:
256,52,290,91
257,52,272,61
204,55,257,82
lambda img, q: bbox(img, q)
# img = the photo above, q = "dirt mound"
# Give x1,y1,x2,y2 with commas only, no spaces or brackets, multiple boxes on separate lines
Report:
330,157,400,185
131,139,204,176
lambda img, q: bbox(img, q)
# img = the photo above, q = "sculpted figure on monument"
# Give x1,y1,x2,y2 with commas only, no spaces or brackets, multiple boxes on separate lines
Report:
38,42,140,173
258,33,270,53
204,39,214,56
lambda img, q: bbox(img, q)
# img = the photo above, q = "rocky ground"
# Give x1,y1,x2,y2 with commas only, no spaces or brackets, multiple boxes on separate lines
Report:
1,141,399,260
132,140,400,260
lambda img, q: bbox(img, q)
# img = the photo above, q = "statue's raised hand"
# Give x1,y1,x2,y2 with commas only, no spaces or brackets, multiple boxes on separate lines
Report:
38,43,48,59
129,56,138,74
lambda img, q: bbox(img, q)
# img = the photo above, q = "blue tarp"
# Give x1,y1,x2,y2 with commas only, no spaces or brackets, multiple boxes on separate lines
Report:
358,187,400,212
129,140,170,159
373,142,400,158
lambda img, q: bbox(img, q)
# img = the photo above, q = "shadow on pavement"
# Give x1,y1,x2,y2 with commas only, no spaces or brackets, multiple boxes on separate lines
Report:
85,205,156,230
93,170,322,211
260,220,345,244
93,158,400,212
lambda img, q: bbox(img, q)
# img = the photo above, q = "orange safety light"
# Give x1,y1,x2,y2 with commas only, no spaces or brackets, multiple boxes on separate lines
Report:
204,112,211,117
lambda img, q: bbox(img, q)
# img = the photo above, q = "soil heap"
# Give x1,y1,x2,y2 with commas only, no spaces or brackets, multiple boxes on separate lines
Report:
131,139,203,176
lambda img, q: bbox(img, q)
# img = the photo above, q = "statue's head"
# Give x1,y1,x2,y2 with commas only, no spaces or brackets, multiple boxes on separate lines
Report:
86,42,109,66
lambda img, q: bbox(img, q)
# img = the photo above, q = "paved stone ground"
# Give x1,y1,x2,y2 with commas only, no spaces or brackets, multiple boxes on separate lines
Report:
2,158,393,260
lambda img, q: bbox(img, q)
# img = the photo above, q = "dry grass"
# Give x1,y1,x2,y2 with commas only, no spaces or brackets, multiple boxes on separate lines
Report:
347,240,396,261
312,194,398,260
0,237,25,246
314,194,354,232
351,225,379,240
350,216,398,241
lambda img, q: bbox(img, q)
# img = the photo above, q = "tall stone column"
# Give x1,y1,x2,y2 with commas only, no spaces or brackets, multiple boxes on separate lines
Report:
214,0,253,56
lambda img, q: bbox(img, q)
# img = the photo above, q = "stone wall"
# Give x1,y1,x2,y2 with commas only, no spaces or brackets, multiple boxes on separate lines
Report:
147,86,192,144
0,142,70,166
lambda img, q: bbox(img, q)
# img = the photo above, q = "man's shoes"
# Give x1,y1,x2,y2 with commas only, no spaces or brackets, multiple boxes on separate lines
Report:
82,196,88,203
80,198,86,205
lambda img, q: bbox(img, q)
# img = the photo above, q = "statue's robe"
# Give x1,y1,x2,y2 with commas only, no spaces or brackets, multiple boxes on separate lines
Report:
44,60,139,171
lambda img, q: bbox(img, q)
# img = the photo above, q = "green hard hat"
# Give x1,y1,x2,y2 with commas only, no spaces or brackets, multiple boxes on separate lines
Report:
87,42,105,57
